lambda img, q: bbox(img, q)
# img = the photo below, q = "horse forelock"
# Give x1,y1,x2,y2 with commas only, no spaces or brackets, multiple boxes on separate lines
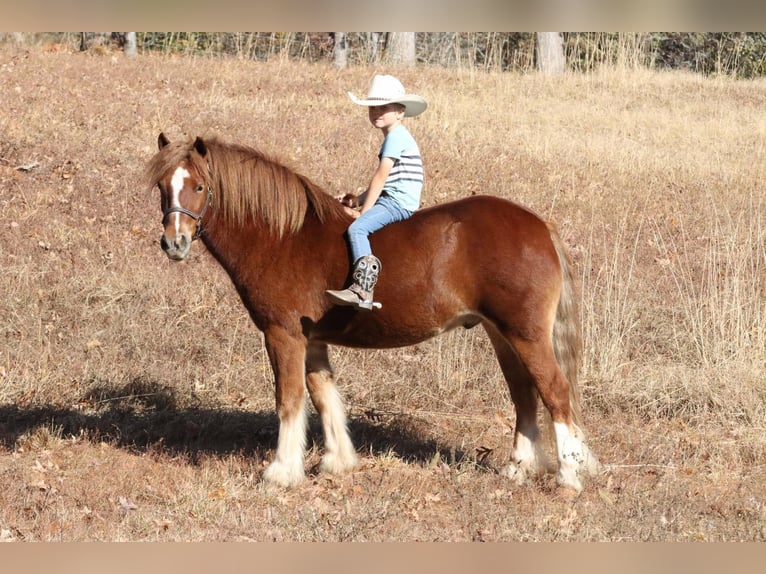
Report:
145,138,198,193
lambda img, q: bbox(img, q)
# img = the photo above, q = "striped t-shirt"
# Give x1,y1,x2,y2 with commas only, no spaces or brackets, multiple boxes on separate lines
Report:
379,124,424,212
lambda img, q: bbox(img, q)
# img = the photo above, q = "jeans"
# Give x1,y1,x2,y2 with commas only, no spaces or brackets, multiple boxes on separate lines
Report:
347,194,413,262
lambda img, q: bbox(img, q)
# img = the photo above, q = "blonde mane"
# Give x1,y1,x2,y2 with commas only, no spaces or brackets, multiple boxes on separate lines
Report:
145,136,345,237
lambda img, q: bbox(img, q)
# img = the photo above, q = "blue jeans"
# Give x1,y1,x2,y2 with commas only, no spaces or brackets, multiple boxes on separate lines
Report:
347,194,412,262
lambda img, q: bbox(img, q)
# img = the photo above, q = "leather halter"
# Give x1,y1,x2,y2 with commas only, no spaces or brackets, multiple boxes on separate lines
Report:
162,186,213,240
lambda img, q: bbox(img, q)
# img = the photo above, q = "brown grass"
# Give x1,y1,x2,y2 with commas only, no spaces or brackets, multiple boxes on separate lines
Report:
0,47,764,541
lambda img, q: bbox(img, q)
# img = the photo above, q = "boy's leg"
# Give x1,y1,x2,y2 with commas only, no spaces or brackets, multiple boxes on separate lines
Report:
347,201,398,261
327,196,412,309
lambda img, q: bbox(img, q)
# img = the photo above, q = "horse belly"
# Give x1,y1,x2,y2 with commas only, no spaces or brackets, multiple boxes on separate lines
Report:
313,309,481,350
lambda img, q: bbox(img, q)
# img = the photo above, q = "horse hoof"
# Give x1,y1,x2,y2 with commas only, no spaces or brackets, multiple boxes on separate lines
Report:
263,461,305,487
555,468,583,493
319,452,359,475
554,484,581,500
501,462,530,486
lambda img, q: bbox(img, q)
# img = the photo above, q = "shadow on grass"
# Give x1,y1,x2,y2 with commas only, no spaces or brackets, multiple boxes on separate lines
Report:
0,377,471,468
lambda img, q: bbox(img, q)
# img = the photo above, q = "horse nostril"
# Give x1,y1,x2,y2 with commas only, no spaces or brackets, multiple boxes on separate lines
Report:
160,235,170,251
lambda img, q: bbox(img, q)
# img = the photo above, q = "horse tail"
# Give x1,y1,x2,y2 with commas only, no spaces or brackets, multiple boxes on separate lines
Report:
547,222,583,427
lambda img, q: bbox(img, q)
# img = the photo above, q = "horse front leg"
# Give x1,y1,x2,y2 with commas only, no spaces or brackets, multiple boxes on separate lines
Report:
305,342,358,475
261,326,309,487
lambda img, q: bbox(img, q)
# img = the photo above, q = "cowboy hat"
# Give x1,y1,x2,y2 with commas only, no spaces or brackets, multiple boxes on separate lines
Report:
348,74,427,117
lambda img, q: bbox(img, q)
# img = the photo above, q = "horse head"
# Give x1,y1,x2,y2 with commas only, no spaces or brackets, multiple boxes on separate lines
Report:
154,133,213,260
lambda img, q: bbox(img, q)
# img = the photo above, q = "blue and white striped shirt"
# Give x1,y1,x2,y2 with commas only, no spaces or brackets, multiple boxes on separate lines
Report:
379,124,424,212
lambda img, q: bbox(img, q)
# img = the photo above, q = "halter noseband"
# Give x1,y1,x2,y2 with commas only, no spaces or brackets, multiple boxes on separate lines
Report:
162,186,213,240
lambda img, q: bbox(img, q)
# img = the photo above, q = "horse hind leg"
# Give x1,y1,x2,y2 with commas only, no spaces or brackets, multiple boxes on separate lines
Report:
552,415,600,492
484,323,555,485
504,330,599,492
305,342,359,475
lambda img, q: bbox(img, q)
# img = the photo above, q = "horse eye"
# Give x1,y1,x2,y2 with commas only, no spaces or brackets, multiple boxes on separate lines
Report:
196,184,204,193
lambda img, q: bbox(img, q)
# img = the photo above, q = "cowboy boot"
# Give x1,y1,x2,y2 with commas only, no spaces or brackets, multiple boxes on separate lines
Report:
326,255,382,310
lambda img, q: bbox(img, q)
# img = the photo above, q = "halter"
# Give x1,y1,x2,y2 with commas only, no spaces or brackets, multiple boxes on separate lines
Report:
162,186,213,240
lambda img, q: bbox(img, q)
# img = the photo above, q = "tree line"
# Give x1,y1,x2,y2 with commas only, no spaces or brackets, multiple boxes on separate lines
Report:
4,32,765,77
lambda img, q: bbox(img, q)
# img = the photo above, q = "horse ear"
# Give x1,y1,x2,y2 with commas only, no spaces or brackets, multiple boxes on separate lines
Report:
158,132,170,149
193,137,207,158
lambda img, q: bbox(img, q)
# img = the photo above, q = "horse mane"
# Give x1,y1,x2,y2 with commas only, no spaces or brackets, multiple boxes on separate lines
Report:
145,135,346,238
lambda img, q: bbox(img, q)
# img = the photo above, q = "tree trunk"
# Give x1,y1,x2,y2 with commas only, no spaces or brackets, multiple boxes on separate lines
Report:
6,32,24,44
536,32,566,75
333,32,347,68
385,32,416,66
125,32,137,57
80,32,111,51
369,32,380,63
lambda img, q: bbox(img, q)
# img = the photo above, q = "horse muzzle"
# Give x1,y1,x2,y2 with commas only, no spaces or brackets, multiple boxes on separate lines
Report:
160,232,192,260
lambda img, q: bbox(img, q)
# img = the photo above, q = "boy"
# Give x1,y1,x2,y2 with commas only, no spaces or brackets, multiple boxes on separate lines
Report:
326,74,427,310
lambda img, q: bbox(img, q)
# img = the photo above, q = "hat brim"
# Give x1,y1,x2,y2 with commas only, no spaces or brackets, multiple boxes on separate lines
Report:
348,92,427,117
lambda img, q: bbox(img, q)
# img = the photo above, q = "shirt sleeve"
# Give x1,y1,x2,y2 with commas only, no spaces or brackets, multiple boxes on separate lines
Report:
379,128,407,161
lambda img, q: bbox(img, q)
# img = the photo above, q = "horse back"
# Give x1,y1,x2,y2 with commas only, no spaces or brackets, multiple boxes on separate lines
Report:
375,195,558,284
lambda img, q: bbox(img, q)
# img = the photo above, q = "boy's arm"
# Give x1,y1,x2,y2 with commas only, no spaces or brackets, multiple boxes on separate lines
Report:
360,156,395,214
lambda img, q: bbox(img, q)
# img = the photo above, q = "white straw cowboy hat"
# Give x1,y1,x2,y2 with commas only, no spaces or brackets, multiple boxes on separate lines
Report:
348,74,427,117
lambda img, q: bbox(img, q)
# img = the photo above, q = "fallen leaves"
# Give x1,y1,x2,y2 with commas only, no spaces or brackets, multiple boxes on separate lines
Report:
494,410,514,435
208,486,227,500
598,488,616,506
153,518,173,532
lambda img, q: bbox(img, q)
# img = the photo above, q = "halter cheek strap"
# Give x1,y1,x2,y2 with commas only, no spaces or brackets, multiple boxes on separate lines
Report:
162,186,213,240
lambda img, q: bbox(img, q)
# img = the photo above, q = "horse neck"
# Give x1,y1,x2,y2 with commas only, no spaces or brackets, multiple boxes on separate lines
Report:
200,214,275,269
203,206,346,273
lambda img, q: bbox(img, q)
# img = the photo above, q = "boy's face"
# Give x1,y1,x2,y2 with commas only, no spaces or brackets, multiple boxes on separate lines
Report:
368,103,406,133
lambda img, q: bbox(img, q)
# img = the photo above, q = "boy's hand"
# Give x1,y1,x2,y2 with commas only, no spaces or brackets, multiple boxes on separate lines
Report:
337,193,360,208
342,206,360,219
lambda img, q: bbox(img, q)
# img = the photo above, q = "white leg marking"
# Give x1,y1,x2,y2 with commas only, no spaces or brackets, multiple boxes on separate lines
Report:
263,404,308,487
502,427,554,485
553,422,600,491
170,166,190,233
317,381,358,475
513,429,536,465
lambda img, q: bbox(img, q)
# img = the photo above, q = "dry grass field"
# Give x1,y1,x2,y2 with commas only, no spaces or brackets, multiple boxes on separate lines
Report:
0,45,764,541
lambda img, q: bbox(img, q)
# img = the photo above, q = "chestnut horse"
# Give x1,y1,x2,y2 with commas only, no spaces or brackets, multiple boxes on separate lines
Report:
146,133,600,491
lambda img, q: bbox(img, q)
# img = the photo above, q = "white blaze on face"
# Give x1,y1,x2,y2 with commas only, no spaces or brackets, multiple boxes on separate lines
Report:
170,166,191,233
